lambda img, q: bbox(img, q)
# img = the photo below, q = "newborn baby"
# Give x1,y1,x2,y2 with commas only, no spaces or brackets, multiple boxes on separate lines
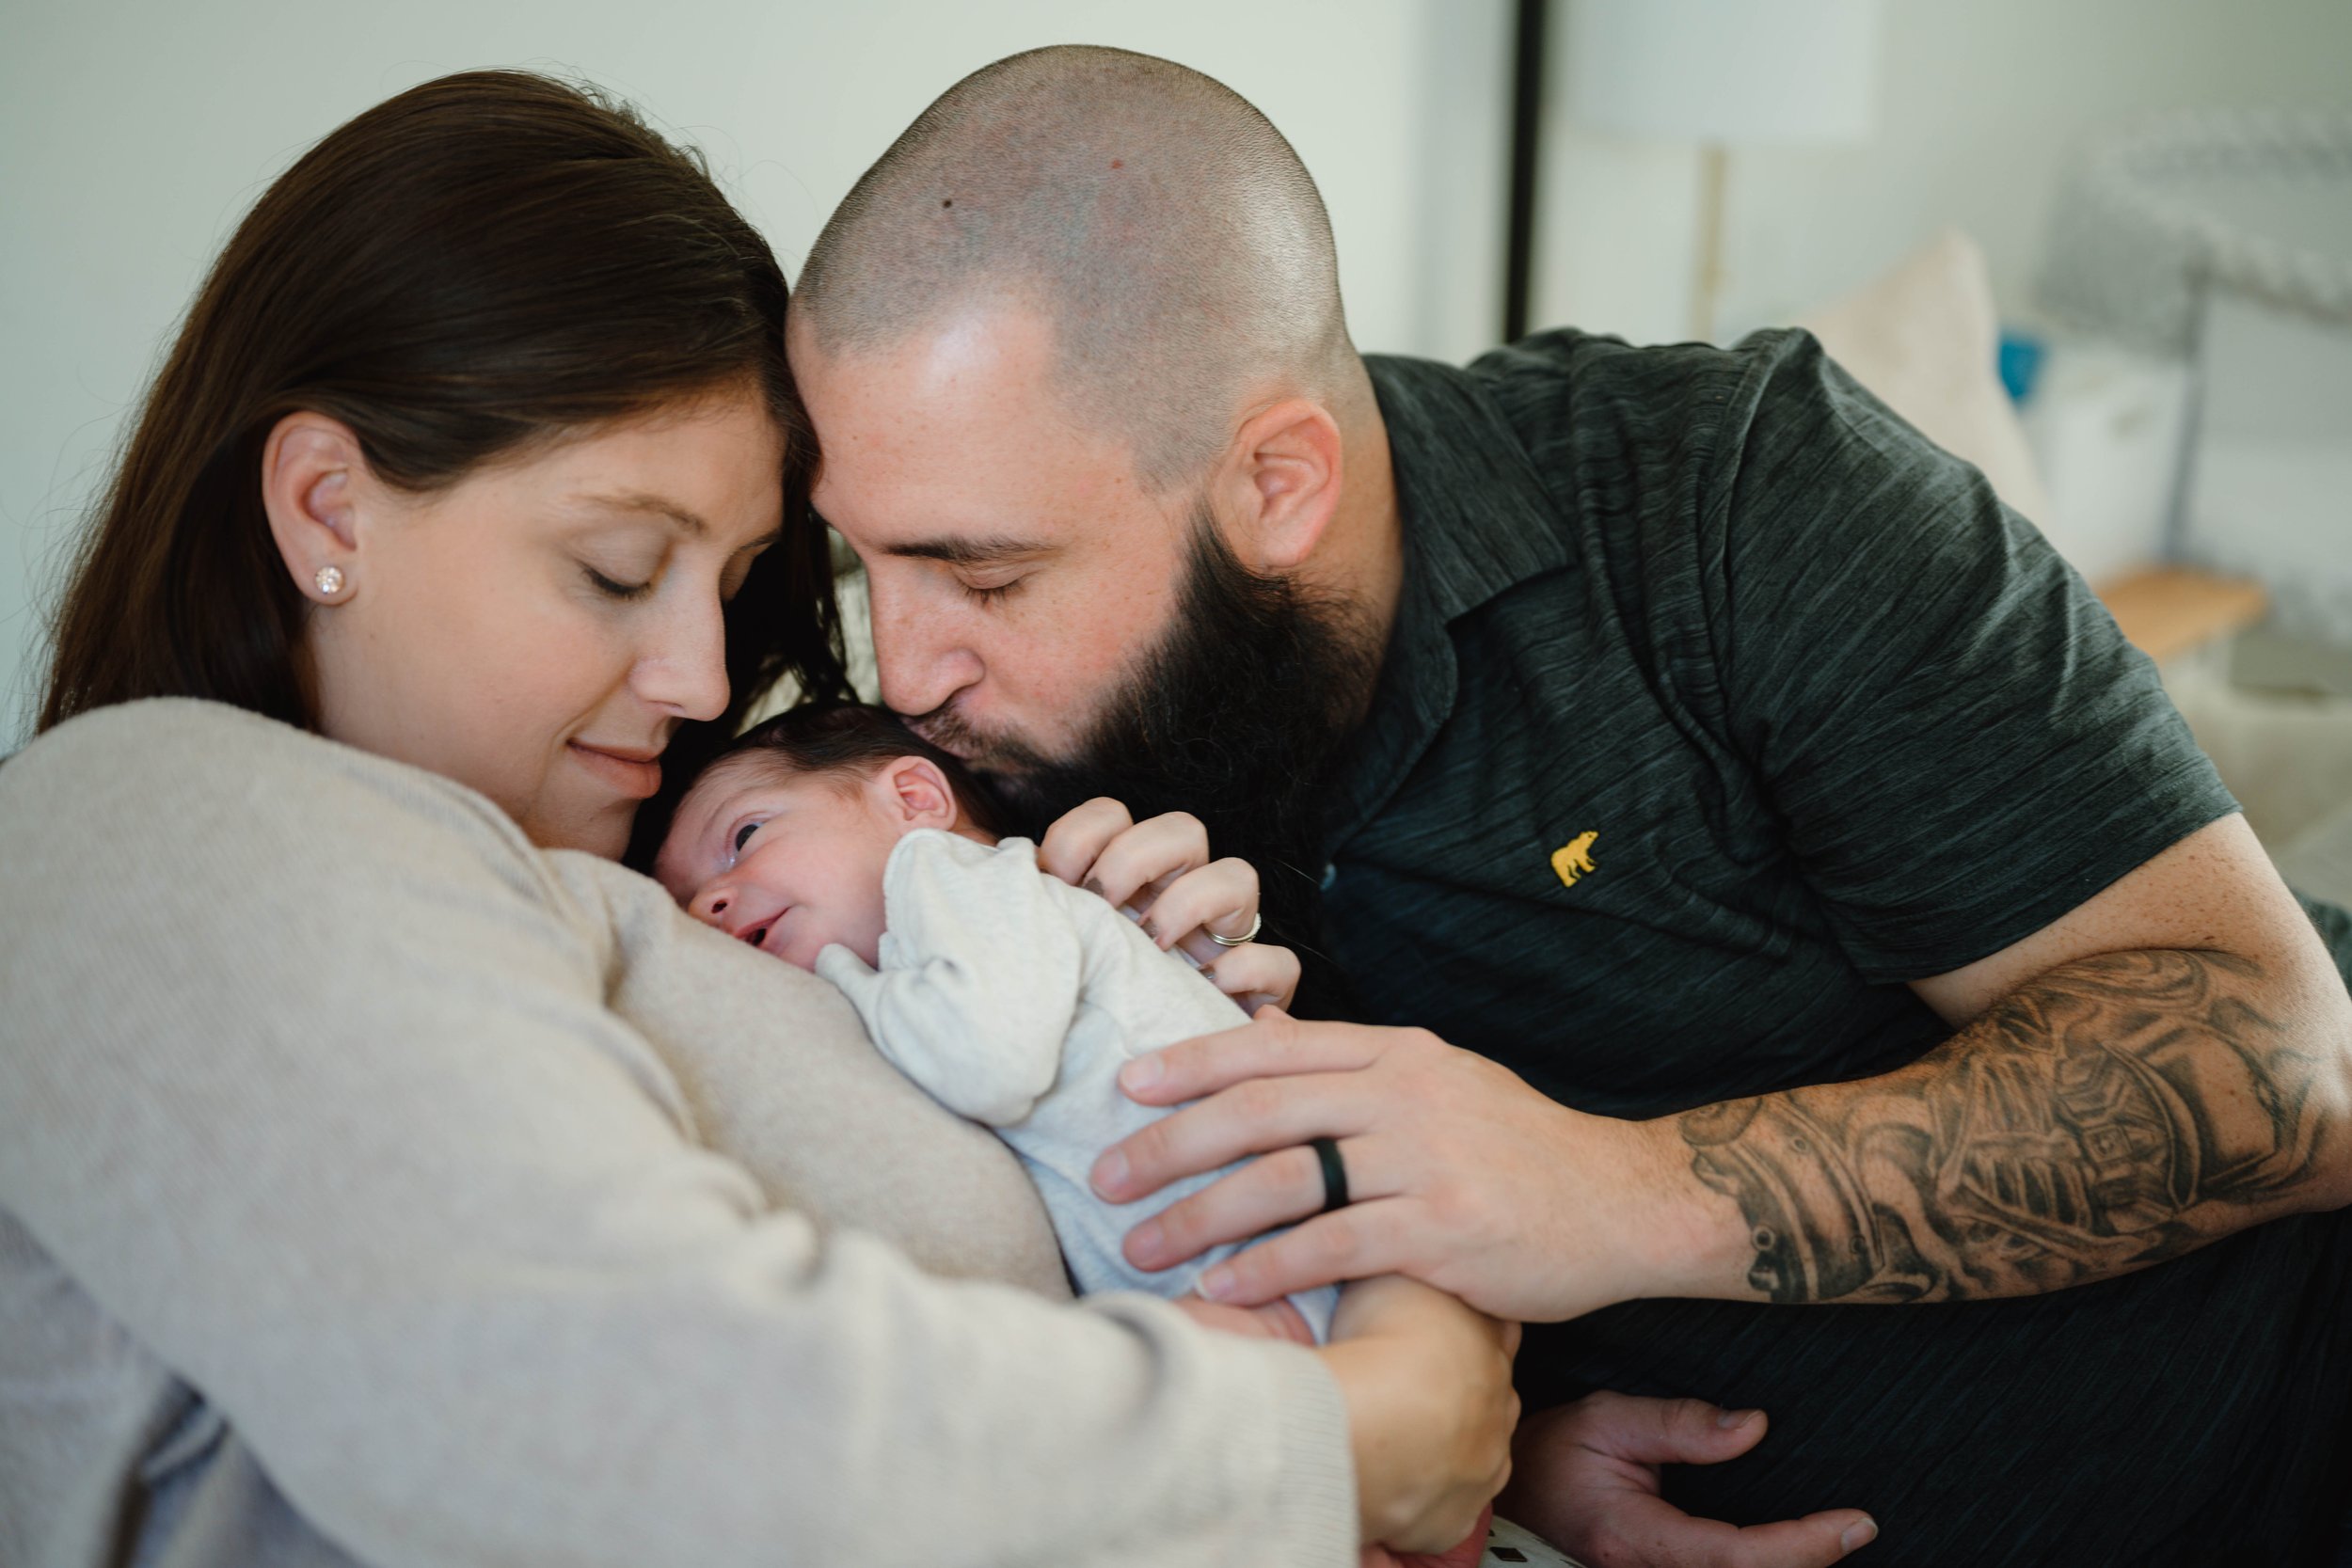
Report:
655,703,1338,1343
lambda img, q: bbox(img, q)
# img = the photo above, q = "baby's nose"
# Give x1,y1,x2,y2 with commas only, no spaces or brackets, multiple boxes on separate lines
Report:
689,884,732,927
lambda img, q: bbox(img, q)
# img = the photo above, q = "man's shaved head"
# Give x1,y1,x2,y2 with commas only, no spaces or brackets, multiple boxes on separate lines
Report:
794,44,1359,489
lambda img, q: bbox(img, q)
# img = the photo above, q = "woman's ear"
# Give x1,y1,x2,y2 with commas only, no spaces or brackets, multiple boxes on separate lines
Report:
260,411,369,604
874,755,961,832
1213,397,1344,574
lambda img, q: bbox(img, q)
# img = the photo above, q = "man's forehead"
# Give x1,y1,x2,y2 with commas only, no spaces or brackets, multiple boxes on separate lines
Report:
811,418,1144,552
794,299,1055,418
796,305,1162,547
803,309,1130,460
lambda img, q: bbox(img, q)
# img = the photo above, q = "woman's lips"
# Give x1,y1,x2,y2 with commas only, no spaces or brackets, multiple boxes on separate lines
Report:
568,740,662,800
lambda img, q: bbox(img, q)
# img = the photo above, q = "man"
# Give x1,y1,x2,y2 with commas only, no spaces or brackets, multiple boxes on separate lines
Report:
787,44,2352,1568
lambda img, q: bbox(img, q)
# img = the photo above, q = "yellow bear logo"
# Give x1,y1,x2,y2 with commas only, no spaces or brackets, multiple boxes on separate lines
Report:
1550,832,1599,888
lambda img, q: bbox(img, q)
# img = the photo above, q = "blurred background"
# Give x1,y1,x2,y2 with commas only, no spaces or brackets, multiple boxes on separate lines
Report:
5,0,2348,889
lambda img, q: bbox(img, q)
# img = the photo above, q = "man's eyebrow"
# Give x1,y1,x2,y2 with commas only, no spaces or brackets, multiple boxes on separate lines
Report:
882,535,1051,566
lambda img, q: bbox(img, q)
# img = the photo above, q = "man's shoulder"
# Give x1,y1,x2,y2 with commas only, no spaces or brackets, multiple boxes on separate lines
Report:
1456,325,1822,438
1369,326,1842,536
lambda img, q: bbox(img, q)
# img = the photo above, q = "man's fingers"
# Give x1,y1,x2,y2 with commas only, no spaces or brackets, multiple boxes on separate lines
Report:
1037,798,1133,885
1194,1201,1416,1307
1125,1140,1343,1271
1506,1392,1874,1568
1717,1513,1878,1568
1593,1512,1873,1568
1578,1497,1872,1568
1115,1010,1383,1109
1575,1390,1774,1466
1094,1055,1377,1200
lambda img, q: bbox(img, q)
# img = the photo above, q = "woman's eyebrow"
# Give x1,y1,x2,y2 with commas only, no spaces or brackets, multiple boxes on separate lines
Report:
571,490,707,536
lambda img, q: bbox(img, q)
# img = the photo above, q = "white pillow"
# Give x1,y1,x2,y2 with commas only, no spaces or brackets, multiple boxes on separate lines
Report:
1798,228,2056,527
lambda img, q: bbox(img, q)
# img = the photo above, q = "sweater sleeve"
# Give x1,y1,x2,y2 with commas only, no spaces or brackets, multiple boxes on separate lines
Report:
0,701,1354,1568
817,832,1079,1127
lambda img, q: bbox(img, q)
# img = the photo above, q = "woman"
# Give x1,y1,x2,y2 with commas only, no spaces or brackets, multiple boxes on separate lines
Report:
0,71,1512,1567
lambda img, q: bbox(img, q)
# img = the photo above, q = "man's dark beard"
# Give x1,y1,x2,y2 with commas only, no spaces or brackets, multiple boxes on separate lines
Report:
919,512,1383,1000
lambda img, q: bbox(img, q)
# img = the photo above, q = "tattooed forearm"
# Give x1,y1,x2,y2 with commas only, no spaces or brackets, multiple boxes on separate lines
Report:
1678,950,2337,1303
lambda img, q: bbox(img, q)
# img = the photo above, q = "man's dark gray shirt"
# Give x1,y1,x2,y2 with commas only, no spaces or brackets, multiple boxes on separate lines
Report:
1329,329,2352,1566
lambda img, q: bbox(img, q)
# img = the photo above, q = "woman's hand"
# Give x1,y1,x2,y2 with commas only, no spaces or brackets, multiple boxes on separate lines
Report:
1038,798,1300,1012
1171,1293,1318,1346
1496,1393,1877,1568
1176,1291,1495,1567
1315,1275,1520,1557
1362,1506,1493,1568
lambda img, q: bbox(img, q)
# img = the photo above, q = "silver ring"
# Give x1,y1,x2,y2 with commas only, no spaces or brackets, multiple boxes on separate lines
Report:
1207,911,1262,948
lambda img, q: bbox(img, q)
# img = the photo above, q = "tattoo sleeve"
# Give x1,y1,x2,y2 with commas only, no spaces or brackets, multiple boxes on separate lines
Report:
1677,949,2335,1303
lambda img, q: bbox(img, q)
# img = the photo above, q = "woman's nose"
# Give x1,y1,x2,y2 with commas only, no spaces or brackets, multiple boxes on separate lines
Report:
636,591,731,721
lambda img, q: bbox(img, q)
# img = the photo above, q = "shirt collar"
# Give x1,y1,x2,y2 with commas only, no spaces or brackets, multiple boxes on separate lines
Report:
1321,354,1573,854
1368,352,1571,623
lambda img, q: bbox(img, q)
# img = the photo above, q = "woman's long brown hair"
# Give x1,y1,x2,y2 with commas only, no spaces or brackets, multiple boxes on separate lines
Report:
38,70,850,863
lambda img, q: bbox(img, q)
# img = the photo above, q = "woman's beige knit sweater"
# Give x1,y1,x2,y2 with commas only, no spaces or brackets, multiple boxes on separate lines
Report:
0,700,1353,1568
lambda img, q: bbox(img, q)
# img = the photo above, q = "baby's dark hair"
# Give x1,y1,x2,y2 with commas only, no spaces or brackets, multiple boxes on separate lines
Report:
712,703,1011,837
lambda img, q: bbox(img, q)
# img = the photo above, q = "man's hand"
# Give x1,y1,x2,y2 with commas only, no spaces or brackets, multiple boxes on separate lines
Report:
1499,1393,1876,1568
1096,824,2352,1316
1092,1008,1709,1322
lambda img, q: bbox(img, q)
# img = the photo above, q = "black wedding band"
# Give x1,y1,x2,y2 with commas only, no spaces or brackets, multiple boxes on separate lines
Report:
1311,1135,1351,1214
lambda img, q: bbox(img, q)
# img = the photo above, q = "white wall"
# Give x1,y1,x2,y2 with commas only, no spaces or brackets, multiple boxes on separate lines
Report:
0,0,1512,748
1534,0,2352,345
22,1,2341,750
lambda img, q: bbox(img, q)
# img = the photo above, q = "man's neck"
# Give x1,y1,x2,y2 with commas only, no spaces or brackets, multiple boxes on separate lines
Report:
1298,399,1405,728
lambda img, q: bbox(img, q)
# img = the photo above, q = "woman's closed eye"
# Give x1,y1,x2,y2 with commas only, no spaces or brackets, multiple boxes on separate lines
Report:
583,564,655,601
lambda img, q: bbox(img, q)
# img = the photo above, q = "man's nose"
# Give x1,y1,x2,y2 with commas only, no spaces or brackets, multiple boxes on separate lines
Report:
866,574,983,720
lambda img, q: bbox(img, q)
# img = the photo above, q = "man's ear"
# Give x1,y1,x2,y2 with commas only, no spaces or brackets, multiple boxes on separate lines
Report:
873,754,961,832
260,411,369,603
1214,397,1344,573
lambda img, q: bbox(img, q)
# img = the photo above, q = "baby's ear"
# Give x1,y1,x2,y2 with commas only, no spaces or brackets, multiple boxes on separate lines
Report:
876,755,961,832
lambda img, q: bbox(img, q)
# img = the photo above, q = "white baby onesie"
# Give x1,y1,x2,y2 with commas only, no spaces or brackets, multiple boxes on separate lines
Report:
816,829,1341,1340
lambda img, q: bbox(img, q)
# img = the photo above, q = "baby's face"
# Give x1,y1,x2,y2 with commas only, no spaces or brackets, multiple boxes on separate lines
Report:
655,763,898,970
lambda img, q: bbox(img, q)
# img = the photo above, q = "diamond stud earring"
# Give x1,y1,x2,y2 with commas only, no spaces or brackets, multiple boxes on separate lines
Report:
314,565,345,598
